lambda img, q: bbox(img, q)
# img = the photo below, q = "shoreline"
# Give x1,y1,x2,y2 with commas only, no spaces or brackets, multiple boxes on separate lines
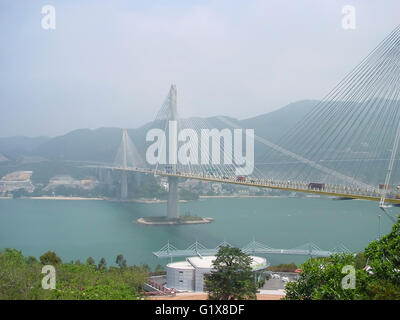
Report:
199,195,282,199
27,196,103,201
116,198,190,204
0,195,287,202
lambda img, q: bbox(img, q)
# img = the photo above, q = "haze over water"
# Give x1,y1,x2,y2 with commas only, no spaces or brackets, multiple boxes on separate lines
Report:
0,197,394,268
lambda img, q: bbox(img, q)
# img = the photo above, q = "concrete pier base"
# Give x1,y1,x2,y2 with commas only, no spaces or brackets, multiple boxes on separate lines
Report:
121,171,128,199
167,176,179,219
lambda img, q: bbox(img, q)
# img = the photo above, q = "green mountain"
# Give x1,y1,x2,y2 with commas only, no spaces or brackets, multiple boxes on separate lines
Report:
32,128,123,163
0,136,50,159
240,100,317,143
0,100,318,163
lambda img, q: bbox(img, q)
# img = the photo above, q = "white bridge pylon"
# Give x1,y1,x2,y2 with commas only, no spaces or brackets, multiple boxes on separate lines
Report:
114,128,145,199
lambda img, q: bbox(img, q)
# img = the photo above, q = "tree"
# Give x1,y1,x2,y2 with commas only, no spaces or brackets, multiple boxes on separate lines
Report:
140,263,151,273
11,189,27,198
0,248,148,300
205,246,258,300
25,256,38,264
154,264,165,275
284,254,359,300
98,258,107,270
354,252,367,269
360,215,400,299
40,251,62,265
285,215,400,300
86,257,95,266
364,216,400,285
116,254,127,269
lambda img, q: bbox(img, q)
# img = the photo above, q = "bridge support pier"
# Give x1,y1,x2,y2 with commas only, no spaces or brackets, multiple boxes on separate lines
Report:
121,171,128,199
167,176,179,219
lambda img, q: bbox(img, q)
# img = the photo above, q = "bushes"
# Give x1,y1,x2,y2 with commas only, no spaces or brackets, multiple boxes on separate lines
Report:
284,215,400,300
268,262,297,272
0,250,149,300
40,251,62,265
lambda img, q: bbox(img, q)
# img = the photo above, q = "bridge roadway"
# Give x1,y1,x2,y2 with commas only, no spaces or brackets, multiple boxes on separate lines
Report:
93,165,400,204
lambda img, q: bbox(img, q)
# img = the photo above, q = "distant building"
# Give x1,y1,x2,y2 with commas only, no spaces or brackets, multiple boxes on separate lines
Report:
166,255,267,292
211,183,222,193
0,171,34,193
44,175,98,191
159,177,168,190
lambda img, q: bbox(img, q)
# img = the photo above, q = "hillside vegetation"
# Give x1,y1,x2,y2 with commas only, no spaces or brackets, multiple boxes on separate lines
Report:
0,250,149,300
285,215,400,300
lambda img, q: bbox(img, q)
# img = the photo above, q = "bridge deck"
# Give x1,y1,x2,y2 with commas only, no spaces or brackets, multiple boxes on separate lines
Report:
94,166,400,204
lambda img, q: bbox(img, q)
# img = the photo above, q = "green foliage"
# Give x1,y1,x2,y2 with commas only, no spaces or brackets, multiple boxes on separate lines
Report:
0,249,47,299
97,258,107,270
354,252,367,269
86,257,95,266
179,189,199,200
364,217,400,286
116,254,127,269
140,264,151,274
0,249,148,300
25,256,38,264
206,190,216,196
268,262,297,272
284,254,360,300
142,215,204,223
153,264,165,276
205,246,258,300
11,189,25,198
285,215,400,300
40,251,62,265
130,174,168,199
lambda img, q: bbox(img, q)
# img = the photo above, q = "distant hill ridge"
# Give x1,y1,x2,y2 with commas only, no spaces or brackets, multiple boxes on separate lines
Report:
0,136,50,159
0,100,318,162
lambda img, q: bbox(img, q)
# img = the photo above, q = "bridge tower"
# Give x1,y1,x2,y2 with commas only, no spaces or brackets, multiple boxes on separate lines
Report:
114,128,145,200
167,84,179,219
120,129,129,199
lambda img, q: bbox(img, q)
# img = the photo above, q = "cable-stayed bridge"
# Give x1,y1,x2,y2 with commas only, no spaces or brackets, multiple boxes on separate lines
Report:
88,25,400,223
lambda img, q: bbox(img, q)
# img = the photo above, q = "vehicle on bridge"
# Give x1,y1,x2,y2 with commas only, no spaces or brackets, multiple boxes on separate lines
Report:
379,184,390,190
308,182,325,190
236,176,246,182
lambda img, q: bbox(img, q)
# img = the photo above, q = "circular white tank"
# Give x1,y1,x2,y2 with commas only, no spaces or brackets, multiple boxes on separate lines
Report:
166,261,195,291
166,256,268,292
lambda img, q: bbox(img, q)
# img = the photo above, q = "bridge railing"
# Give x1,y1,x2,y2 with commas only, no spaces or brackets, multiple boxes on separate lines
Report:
93,165,399,202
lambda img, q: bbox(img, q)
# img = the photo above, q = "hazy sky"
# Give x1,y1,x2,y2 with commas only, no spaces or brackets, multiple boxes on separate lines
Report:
0,0,399,137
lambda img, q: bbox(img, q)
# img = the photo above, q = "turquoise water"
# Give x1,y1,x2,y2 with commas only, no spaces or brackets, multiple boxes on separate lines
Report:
0,198,395,268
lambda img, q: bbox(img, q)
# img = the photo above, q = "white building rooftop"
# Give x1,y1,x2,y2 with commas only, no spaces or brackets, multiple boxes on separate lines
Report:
166,255,268,270
166,260,195,270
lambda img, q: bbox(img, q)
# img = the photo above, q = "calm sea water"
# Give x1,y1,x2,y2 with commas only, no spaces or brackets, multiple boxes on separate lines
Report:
0,197,396,268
